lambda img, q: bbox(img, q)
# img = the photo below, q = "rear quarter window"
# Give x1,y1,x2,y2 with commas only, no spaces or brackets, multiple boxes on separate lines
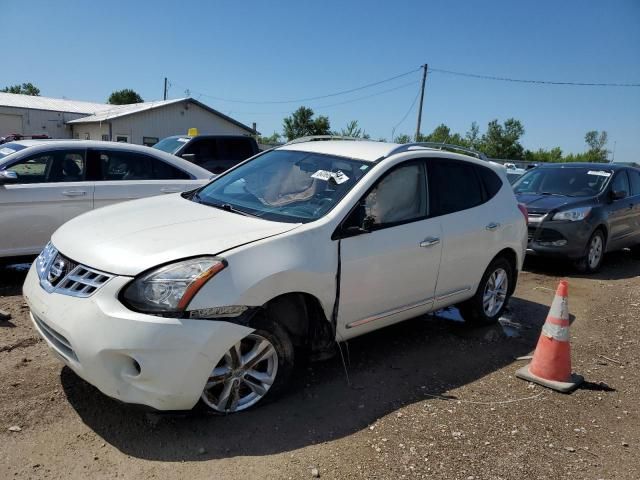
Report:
476,165,503,199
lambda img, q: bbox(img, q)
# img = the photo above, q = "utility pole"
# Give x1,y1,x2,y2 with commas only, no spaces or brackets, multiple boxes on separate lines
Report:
163,77,168,100
415,64,428,141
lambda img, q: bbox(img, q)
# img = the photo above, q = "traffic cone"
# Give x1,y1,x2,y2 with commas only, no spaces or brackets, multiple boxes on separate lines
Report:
516,280,583,393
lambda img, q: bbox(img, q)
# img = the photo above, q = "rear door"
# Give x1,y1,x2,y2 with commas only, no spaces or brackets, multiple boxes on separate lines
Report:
428,158,505,309
606,170,634,249
626,169,640,245
0,149,93,257
89,149,201,210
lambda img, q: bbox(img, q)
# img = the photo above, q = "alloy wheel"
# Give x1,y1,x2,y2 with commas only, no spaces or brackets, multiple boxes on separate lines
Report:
588,234,603,270
482,268,508,317
201,333,279,413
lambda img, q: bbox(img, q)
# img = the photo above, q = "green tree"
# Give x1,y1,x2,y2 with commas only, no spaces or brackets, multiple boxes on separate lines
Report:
335,120,370,139
1,82,40,96
257,132,282,145
583,130,609,162
393,134,412,144
465,121,481,149
283,106,331,141
480,118,525,159
107,89,144,105
524,147,564,163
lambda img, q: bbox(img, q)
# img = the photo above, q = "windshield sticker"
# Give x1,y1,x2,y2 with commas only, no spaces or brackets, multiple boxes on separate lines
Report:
587,170,611,177
0,147,16,155
177,137,189,143
311,169,350,184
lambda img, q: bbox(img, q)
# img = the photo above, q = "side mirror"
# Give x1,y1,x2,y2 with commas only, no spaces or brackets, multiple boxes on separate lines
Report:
0,170,18,184
610,190,627,201
341,215,375,237
181,153,196,161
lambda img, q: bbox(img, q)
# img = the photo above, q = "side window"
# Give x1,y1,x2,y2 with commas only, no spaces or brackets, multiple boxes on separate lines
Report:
627,170,640,196
476,165,503,199
152,158,190,180
6,154,54,184
611,171,630,197
183,139,218,165
429,158,484,216
217,138,255,162
6,150,85,183
354,161,428,229
91,150,154,181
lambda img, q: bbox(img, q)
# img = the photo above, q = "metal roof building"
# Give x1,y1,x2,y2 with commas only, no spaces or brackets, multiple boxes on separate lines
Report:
0,93,256,146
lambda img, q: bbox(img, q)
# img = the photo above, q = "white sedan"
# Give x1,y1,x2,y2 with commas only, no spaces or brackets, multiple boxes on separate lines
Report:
0,140,213,260
23,138,527,413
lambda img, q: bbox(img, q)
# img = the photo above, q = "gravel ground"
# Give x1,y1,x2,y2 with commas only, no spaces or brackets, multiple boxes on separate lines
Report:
0,252,638,479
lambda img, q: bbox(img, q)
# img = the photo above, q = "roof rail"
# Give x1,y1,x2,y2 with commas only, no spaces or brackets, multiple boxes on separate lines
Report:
384,142,488,161
284,135,368,146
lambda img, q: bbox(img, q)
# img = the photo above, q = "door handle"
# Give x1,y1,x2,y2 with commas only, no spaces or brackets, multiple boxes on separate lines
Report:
61,190,87,197
486,222,501,231
160,187,182,193
420,237,440,248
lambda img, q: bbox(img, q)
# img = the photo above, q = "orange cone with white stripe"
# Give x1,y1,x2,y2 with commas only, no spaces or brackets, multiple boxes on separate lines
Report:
516,280,583,393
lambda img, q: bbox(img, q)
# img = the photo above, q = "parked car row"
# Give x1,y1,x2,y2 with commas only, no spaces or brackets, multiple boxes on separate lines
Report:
5,135,640,416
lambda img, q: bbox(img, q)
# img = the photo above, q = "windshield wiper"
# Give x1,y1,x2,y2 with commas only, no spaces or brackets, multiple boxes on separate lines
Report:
208,202,256,217
538,191,575,197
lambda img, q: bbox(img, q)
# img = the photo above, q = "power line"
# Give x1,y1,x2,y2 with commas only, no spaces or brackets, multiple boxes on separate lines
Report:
169,67,421,105
222,80,419,116
391,87,421,140
429,67,640,87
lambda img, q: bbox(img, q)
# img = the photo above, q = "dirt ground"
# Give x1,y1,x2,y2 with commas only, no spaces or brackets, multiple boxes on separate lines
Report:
0,253,638,479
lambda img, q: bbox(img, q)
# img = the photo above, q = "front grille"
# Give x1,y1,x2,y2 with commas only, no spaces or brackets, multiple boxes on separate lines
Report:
528,227,565,243
36,243,113,297
33,314,78,362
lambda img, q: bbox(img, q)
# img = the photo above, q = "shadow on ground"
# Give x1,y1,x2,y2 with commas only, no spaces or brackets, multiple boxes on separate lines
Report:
0,262,31,296
61,296,548,462
524,249,640,281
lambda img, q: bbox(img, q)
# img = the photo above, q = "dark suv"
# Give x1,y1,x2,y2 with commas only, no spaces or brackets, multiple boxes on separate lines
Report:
514,163,640,272
153,135,259,175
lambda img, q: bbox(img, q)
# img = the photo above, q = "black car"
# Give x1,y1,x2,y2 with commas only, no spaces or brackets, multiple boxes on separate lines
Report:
514,163,640,272
153,135,260,175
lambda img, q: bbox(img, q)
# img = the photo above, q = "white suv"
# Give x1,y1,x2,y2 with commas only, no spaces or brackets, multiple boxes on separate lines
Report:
23,139,527,413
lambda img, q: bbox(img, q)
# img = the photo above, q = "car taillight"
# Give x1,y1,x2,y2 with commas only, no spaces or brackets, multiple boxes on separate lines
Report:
517,203,528,225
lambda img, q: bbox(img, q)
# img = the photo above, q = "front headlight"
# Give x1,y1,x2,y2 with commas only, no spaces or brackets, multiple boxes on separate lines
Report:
552,207,592,222
122,257,226,314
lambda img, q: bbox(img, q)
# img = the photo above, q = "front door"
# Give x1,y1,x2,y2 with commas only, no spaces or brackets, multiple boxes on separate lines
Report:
0,149,93,257
337,160,442,340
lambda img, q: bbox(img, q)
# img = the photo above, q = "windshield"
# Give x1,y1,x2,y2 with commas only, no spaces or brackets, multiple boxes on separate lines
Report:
513,167,612,197
0,143,27,160
191,149,371,223
152,136,191,154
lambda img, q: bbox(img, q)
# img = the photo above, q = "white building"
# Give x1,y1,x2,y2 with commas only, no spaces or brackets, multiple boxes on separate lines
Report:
0,93,256,146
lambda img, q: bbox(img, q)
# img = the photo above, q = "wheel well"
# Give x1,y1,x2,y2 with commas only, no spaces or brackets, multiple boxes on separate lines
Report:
492,248,518,296
264,292,334,354
593,225,608,245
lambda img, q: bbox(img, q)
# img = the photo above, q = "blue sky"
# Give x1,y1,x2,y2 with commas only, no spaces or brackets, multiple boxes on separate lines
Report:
2,0,639,161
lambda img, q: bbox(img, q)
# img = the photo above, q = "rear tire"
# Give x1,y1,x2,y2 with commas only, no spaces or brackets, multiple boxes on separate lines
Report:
574,229,605,273
459,257,514,326
199,314,294,414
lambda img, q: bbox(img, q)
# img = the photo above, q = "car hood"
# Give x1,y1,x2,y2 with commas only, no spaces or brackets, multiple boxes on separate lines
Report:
51,194,300,276
515,193,593,213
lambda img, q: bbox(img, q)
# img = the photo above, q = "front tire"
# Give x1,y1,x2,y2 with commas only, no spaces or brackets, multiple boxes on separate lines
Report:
459,257,514,326
199,316,294,414
575,229,605,273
